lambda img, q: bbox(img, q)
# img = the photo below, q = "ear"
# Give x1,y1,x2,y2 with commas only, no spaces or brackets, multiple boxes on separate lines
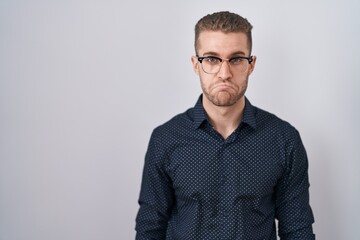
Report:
248,55,257,75
191,56,200,76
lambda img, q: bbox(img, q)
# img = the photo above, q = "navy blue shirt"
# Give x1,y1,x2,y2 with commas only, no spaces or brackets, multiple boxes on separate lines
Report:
136,95,315,239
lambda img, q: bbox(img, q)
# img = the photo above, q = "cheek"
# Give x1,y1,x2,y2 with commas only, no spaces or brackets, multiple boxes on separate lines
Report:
199,73,213,87
236,74,250,84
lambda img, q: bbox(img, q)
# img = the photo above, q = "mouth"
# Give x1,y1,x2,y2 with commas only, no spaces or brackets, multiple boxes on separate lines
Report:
213,83,235,91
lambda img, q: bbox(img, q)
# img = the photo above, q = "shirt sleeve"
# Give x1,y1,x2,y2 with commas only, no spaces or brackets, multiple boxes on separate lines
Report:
275,130,316,240
135,131,174,240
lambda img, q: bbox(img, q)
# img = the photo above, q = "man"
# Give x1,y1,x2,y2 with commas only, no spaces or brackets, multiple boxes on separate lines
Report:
136,11,315,239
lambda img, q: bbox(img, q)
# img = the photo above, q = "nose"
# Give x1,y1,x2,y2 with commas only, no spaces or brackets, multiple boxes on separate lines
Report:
217,60,232,80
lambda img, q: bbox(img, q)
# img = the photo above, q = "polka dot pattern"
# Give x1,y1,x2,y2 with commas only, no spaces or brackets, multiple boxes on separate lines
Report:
136,95,315,239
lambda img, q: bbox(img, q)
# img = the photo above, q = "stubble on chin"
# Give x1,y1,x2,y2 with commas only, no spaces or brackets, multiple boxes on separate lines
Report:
204,91,241,107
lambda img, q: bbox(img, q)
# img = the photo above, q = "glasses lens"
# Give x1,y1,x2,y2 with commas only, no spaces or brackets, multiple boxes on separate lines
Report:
230,58,249,73
201,57,221,74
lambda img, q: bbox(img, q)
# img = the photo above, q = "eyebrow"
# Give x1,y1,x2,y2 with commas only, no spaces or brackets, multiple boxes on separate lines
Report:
202,51,247,57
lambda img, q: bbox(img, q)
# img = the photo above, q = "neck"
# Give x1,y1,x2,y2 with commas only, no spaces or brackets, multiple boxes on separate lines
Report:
202,96,245,139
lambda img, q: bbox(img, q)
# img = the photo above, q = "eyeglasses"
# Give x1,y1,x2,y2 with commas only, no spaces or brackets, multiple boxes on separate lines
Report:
197,55,253,74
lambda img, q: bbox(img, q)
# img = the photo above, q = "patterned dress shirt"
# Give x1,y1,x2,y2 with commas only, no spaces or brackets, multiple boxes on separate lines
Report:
136,95,315,240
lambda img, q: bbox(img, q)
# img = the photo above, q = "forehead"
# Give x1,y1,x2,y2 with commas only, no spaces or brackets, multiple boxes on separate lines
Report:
197,31,249,56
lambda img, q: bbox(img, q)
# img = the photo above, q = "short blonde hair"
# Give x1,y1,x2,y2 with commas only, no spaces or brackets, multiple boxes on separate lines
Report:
194,11,253,55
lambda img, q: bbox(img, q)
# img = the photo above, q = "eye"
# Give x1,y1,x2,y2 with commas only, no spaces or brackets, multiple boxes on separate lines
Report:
205,57,221,64
229,57,244,64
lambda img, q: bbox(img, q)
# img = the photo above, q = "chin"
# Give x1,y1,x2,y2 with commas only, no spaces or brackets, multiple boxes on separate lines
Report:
209,94,241,107
213,99,238,107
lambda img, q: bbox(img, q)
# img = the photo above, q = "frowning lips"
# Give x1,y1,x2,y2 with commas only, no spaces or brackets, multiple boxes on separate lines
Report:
211,82,238,92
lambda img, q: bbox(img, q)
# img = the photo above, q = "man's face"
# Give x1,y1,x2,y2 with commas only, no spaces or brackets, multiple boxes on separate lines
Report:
192,31,256,107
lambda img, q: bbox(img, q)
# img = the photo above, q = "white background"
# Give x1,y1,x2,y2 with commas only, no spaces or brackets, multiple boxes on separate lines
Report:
1,0,359,239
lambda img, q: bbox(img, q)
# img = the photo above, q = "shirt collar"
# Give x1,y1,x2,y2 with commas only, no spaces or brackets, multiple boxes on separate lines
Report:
192,94,257,130
192,95,207,129
242,97,257,129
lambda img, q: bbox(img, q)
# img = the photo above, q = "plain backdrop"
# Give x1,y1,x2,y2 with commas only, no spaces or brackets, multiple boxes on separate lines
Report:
1,0,359,239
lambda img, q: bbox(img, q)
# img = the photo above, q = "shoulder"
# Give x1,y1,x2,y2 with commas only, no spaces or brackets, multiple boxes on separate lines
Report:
253,105,301,142
150,108,194,143
251,105,306,166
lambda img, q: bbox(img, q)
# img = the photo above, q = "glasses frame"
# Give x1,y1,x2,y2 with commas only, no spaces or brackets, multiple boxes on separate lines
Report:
196,55,254,74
